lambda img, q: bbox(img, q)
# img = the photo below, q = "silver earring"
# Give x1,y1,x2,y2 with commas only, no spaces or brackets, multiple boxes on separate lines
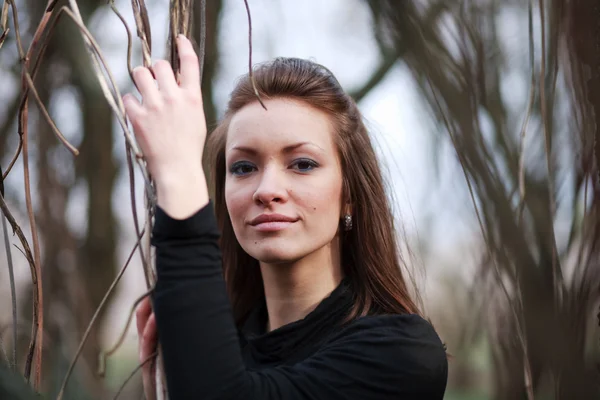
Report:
343,214,352,231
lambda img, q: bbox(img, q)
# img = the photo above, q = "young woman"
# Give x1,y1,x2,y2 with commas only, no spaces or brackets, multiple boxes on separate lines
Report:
126,35,448,399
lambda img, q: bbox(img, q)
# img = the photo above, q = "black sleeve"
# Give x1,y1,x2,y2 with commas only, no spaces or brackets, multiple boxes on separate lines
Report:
151,203,448,400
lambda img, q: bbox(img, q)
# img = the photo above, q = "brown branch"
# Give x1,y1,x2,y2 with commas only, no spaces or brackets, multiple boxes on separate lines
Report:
6,0,52,386
538,0,564,306
53,3,152,200
517,0,536,227
109,2,136,85
1,94,22,180
1,167,17,370
97,287,155,377
243,0,266,110
423,68,536,400
126,145,153,288
56,230,145,400
23,73,79,155
350,50,399,102
112,351,158,399
132,0,152,68
0,0,9,48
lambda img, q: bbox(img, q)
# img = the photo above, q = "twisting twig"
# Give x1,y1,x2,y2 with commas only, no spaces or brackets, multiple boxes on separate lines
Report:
112,351,158,399
243,0,266,110
1,167,17,370
109,2,136,85
1,94,24,181
22,73,79,155
538,0,564,304
51,3,153,202
0,194,36,285
422,68,536,400
0,0,9,50
97,287,155,377
168,0,193,75
132,0,152,68
517,0,536,226
110,0,154,287
6,0,47,386
514,5,537,398
56,229,145,400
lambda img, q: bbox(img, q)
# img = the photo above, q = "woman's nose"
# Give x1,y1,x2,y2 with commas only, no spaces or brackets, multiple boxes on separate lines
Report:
252,167,288,205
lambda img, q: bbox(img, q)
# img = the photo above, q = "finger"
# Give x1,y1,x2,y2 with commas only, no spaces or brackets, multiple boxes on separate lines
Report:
152,60,178,95
135,296,152,336
132,66,160,106
177,35,200,90
141,313,158,359
123,94,143,120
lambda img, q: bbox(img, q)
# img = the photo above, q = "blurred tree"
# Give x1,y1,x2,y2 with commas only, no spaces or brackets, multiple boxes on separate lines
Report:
368,0,599,398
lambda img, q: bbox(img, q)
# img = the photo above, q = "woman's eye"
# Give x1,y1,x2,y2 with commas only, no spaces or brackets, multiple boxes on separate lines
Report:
230,161,256,176
291,159,318,172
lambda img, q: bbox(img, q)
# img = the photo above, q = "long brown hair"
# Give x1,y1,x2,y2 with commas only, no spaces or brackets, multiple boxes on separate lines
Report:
207,58,421,327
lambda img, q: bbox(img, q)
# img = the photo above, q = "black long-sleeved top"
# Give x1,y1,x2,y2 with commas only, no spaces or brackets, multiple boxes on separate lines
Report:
151,203,448,399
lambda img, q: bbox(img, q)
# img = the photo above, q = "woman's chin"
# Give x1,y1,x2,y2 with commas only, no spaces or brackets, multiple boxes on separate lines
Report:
245,246,303,265
254,252,300,265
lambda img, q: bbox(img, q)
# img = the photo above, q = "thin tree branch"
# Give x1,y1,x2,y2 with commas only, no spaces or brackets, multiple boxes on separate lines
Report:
517,1,536,226
56,229,145,400
113,351,158,399
243,0,266,110
22,72,79,155
1,95,24,181
6,0,48,385
132,0,152,68
423,68,535,400
0,0,8,50
97,287,155,377
350,50,399,102
538,0,564,305
1,178,17,370
109,2,136,85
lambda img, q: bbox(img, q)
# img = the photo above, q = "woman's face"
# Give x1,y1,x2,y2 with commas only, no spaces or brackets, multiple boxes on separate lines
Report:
224,98,344,264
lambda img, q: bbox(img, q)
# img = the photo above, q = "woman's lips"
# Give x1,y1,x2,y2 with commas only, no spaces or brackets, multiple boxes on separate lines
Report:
249,213,298,232
252,221,295,232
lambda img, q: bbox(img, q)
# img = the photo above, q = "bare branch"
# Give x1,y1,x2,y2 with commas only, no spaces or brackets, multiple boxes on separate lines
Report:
538,0,564,305
6,0,51,384
350,50,399,102
132,0,152,68
97,287,154,377
22,73,79,155
56,229,145,400
113,351,158,399
1,165,17,370
243,0,266,110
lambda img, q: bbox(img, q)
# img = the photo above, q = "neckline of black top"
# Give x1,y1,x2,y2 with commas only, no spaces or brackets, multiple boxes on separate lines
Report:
240,277,354,365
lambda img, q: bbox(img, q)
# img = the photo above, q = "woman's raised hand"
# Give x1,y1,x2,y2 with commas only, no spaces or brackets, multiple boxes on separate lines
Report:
124,35,209,219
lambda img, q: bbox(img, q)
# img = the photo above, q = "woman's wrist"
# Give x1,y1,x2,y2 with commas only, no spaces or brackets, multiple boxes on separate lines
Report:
155,169,209,220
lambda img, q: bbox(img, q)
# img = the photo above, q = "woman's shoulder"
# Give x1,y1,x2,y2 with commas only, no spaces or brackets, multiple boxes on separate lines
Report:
326,312,448,370
314,313,448,396
334,313,446,349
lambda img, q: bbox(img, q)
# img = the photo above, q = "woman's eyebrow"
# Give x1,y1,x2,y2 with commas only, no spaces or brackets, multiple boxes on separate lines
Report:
229,141,324,154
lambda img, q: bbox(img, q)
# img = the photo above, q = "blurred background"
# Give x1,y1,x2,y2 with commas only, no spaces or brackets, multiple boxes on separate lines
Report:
0,0,599,398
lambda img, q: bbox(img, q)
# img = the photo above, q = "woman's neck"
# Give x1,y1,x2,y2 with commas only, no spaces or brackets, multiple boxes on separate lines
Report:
259,241,343,332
